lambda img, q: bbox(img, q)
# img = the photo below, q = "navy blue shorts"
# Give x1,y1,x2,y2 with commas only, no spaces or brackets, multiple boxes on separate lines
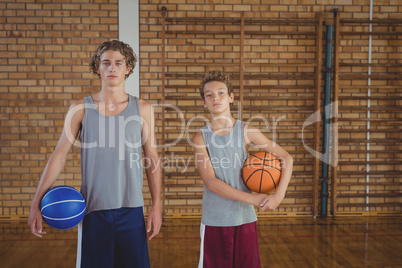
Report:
76,207,150,268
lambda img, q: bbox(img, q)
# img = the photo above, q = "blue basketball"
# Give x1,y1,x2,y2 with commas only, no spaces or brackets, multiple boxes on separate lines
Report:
40,186,86,230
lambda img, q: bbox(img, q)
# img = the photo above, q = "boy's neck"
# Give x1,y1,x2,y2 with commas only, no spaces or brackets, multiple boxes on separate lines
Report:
209,116,236,131
98,86,128,104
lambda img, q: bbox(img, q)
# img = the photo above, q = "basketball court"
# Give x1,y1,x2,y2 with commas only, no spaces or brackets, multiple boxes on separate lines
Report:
1,217,401,267
1,1,401,268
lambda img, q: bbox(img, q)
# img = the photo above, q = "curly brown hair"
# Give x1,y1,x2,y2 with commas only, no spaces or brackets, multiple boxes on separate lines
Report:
90,40,137,79
199,70,233,100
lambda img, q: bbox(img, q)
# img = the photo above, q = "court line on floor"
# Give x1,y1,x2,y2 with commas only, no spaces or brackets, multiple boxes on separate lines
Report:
4,233,401,242
258,234,402,239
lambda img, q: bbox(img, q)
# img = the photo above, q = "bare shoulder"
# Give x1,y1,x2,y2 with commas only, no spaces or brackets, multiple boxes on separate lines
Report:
191,130,205,146
243,122,258,132
70,98,85,107
138,99,152,124
138,98,152,117
66,99,85,122
243,122,268,147
138,98,151,110
243,122,264,137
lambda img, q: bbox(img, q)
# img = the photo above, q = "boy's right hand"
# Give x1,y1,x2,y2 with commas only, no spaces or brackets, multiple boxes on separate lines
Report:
250,193,268,208
28,206,46,238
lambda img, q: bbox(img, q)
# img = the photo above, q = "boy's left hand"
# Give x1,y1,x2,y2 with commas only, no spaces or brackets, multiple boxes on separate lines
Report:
146,203,162,240
259,192,284,212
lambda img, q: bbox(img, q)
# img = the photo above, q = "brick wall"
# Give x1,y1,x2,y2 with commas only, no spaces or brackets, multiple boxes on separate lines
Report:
0,0,118,217
0,0,400,219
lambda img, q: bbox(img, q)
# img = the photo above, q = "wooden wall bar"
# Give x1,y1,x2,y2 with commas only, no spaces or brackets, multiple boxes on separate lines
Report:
333,16,401,215
160,11,401,219
161,12,325,218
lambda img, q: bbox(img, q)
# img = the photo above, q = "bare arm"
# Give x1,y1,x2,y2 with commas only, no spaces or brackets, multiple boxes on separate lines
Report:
140,99,162,240
28,100,84,237
244,124,293,211
192,131,266,207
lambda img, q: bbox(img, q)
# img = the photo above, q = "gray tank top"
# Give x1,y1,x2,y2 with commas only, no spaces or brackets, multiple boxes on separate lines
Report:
80,95,144,215
200,120,257,226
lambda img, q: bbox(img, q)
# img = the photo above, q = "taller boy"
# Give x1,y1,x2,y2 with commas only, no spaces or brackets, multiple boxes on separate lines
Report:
192,70,293,267
28,41,162,268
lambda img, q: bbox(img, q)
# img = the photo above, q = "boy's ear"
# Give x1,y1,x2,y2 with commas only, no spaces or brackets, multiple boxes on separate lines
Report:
229,92,234,103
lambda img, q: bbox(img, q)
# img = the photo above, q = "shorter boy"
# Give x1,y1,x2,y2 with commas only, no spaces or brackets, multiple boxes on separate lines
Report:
192,70,293,267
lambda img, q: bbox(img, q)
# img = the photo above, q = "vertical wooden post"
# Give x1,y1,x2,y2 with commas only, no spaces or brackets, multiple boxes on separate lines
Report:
331,11,340,217
239,12,244,115
161,7,167,219
313,12,323,217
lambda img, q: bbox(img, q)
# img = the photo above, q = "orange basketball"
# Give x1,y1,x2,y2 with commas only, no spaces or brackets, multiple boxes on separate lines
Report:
242,152,282,194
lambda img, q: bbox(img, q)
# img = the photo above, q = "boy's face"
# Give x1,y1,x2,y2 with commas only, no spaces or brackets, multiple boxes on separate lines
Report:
203,81,234,113
97,50,131,86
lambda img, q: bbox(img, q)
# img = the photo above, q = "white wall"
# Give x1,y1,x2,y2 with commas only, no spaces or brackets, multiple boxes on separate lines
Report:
119,0,140,97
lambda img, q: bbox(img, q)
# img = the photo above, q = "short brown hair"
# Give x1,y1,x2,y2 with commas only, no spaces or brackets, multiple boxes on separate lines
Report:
90,40,137,79
199,70,233,100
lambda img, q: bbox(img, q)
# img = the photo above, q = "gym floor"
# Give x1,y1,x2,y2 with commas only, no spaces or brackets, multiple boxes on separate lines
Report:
0,216,401,268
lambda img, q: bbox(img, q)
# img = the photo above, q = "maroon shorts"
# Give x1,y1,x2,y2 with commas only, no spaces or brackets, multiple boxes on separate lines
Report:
198,221,261,268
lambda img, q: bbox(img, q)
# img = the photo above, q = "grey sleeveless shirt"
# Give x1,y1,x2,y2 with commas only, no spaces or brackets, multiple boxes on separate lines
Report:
80,95,144,215
200,120,257,226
